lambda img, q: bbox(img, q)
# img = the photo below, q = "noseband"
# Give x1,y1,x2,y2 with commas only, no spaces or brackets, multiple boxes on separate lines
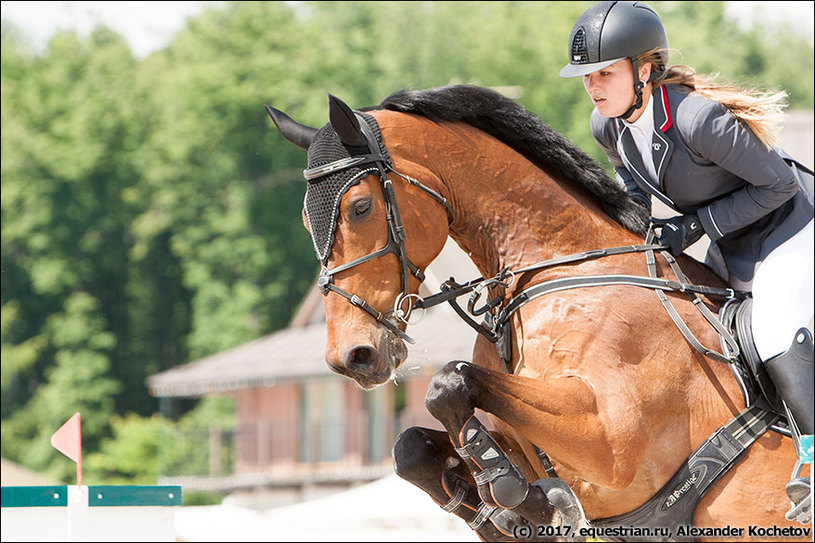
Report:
305,112,454,345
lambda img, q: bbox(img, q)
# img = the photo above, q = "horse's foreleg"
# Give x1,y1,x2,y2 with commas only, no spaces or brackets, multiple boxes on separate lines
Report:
424,362,586,535
427,358,636,489
393,426,533,541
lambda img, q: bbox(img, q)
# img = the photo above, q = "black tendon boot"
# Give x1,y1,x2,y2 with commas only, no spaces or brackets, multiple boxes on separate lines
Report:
764,327,813,524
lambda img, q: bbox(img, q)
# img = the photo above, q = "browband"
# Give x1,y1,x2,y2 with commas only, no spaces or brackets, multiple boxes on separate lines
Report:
304,153,389,181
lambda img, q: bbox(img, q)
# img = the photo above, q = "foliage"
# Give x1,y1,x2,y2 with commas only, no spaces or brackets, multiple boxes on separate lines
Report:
1,1,812,485
83,413,173,485
83,396,234,485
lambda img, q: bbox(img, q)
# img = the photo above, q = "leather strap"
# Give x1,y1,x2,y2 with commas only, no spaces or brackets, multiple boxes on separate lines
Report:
592,405,779,540
440,483,467,512
468,502,498,531
643,230,740,364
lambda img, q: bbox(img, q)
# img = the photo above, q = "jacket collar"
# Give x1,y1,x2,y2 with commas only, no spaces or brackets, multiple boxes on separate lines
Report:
615,86,677,209
654,85,673,133
615,85,672,133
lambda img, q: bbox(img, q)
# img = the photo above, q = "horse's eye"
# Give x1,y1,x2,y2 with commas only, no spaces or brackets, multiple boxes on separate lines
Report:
352,198,372,218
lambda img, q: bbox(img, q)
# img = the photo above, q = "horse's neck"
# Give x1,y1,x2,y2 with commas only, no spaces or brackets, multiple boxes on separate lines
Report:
431,124,634,277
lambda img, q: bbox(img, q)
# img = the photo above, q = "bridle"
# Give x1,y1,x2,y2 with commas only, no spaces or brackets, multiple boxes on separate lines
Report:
305,113,454,345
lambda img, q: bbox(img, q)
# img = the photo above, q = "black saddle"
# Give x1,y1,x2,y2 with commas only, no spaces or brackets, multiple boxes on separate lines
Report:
719,297,790,434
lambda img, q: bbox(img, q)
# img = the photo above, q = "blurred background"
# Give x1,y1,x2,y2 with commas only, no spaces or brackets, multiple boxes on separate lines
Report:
1,1,813,540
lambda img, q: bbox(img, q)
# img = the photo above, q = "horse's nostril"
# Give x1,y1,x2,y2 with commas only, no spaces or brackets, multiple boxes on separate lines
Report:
344,345,378,371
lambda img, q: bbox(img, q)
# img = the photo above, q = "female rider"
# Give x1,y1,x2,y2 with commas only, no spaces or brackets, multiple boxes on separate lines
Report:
559,0,813,520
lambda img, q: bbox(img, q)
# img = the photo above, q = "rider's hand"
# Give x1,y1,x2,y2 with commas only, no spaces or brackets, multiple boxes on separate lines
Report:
656,214,704,257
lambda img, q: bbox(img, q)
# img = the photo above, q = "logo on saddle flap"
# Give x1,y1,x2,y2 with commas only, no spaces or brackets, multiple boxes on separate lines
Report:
664,471,699,509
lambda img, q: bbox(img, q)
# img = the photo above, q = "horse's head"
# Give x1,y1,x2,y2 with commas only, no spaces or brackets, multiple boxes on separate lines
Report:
266,95,451,389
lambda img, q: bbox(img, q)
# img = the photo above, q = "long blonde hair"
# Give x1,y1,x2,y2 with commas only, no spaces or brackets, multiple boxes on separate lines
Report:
637,49,788,148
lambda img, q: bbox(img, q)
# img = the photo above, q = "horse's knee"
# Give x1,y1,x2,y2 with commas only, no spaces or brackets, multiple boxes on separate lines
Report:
425,360,476,425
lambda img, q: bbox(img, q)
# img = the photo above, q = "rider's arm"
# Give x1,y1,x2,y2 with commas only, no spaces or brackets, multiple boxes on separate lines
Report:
681,100,799,242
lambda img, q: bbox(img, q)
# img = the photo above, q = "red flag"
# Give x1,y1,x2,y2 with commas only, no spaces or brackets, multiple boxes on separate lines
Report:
50,412,82,486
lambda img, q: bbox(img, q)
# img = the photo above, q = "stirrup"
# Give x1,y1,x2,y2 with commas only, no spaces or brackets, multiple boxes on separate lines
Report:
784,477,811,524
784,417,812,525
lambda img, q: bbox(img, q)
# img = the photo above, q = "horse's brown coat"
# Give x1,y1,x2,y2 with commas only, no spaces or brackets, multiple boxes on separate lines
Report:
315,109,804,539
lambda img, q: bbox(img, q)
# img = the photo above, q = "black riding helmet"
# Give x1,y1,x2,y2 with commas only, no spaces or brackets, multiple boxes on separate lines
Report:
559,1,668,118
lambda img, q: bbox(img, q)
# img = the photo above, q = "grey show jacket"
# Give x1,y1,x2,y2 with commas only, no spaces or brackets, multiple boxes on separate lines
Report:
591,84,814,283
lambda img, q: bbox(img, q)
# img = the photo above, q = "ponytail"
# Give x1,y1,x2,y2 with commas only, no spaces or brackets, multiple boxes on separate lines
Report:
637,49,787,148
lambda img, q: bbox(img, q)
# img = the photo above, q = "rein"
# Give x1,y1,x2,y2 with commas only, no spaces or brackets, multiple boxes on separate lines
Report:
417,236,741,368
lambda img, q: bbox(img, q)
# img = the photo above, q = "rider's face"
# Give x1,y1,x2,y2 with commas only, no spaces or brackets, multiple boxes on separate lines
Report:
582,59,643,120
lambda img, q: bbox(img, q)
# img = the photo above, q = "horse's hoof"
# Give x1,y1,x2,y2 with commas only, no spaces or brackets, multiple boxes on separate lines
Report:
424,361,473,425
533,477,588,532
490,508,530,538
392,426,441,480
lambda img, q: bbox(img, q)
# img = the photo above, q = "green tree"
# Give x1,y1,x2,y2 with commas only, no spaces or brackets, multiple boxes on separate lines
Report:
2,292,119,482
1,1,812,486
133,1,318,359
1,26,160,481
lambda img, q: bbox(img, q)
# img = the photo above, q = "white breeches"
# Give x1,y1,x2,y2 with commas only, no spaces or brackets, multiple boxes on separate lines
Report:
751,220,814,361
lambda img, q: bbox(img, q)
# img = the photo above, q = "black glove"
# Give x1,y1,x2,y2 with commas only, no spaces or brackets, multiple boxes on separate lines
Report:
656,214,704,256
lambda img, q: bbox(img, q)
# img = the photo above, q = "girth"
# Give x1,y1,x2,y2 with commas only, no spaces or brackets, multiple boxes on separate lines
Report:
592,405,779,542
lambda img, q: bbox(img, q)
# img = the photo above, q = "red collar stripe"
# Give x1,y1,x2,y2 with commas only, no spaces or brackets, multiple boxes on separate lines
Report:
659,87,673,132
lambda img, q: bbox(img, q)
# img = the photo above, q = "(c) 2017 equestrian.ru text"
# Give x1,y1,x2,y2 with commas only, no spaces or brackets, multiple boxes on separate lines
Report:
511,524,812,540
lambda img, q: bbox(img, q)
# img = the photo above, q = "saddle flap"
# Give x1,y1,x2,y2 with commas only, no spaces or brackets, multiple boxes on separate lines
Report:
720,298,784,415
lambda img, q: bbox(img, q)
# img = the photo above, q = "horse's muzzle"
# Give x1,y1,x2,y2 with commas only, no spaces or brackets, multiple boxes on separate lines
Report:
329,330,408,389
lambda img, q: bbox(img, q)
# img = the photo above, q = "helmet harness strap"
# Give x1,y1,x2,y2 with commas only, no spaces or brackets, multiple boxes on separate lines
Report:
618,58,664,121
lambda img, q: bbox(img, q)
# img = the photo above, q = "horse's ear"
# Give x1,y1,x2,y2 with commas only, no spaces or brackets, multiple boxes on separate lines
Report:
328,94,366,147
264,105,317,150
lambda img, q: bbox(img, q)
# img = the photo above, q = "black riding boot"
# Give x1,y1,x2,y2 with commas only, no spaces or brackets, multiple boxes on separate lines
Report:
764,327,813,525
765,327,814,435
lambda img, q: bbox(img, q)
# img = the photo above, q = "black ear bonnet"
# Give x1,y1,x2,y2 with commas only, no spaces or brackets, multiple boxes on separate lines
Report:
304,112,391,263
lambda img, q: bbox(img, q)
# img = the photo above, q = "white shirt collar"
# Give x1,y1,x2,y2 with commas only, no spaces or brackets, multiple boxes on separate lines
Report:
622,92,655,135
619,93,658,182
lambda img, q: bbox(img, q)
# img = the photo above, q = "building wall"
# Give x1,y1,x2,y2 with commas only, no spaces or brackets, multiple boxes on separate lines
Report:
235,384,301,471
343,382,364,465
232,375,439,474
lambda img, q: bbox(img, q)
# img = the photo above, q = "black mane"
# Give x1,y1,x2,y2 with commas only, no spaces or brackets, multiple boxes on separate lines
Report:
378,85,649,235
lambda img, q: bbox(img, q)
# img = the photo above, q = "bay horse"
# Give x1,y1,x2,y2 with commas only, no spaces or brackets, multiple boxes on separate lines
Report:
266,85,807,541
